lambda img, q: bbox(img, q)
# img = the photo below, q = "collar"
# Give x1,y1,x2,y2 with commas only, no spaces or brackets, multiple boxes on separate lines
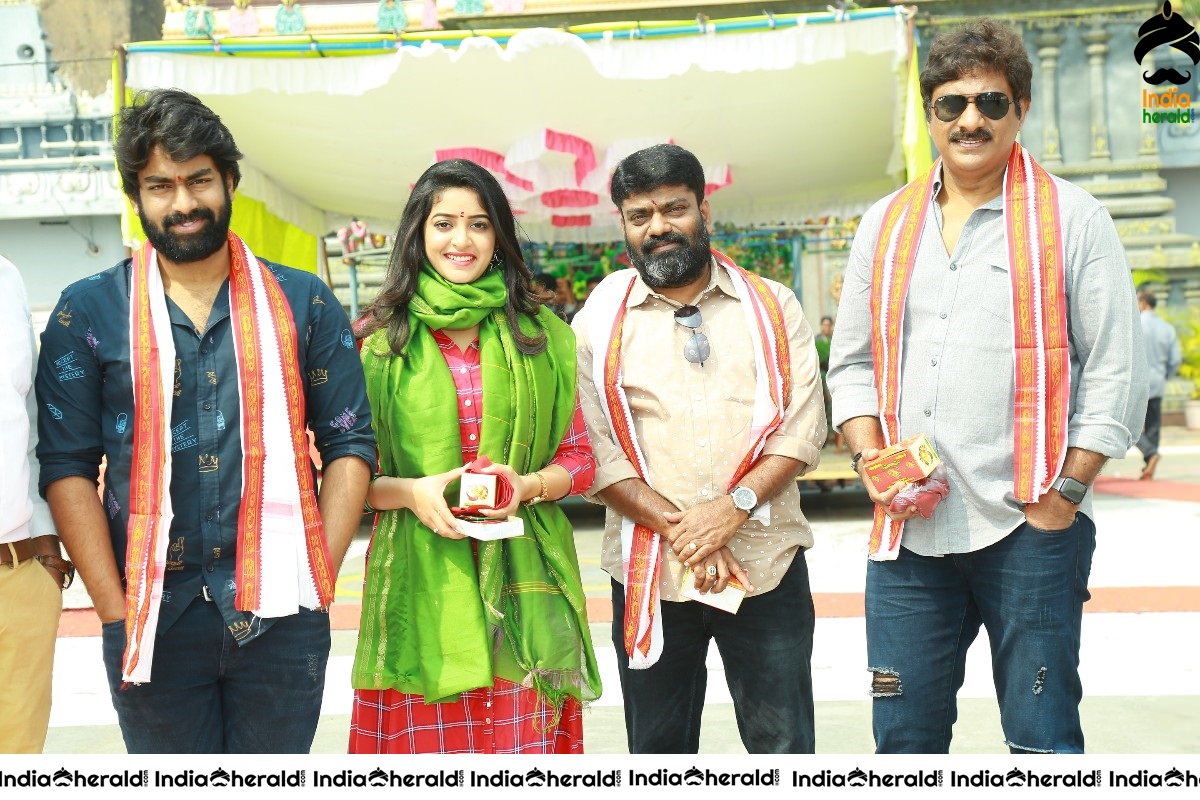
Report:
931,163,1004,212
164,280,231,333
626,255,739,309
431,327,481,350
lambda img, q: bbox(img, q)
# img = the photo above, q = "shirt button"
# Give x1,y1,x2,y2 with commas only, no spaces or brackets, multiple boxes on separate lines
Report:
206,563,215,573
203,402,212,411
940,312,948,319
205,513,213,521
698,440,706,447
694,394,702,402
460,366,468,374
469,434,477,441
931,359,937,366
700,488,709,496
464,399,472,407
485,718,492,725
950,264,958,271
200,347,208,354
924,409,932,417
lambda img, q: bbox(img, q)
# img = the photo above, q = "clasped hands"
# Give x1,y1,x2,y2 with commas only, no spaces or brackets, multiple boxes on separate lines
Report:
661,497,754,596
408,462,536,540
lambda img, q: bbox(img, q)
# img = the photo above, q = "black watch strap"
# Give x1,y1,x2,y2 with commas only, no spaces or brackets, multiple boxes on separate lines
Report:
850,451,865,473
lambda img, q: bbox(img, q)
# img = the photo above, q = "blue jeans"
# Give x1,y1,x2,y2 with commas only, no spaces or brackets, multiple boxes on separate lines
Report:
611,551,815,754
865,513,1097,754
101,595,330,753
1136,396,1162,463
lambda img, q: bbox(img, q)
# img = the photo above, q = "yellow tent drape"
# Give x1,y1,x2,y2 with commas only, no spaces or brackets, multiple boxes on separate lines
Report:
903,45,934,182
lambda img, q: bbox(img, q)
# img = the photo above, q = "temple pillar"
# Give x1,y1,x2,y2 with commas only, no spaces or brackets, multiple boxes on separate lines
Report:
1084,24,1112,161
1035,24,1065,167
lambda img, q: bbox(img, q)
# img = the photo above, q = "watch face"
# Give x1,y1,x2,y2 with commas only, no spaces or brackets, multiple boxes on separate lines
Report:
732,486,757,511
1055,478,1087,504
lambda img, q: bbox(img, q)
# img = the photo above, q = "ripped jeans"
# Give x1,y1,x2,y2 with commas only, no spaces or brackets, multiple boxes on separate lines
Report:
865,513,1096,754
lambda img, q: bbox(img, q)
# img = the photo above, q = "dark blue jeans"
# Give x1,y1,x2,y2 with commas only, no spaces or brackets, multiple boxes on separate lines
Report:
865,513,1097,754
1136,396,1162,463
611,551,815,754
101,596,330,753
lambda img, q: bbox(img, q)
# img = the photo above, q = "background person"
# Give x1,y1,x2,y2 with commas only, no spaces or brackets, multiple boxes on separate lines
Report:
351,159,602,754
553,274,579,323
1135,288,1182,480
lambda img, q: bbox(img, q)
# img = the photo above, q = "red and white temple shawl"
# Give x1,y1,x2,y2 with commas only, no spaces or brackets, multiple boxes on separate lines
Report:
867,143,1069,561
585,252,790,668
123,231,334,683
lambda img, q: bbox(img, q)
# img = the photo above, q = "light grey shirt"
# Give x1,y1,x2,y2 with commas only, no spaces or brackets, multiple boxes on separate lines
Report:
828,170,1147,555
1140,309,1182,399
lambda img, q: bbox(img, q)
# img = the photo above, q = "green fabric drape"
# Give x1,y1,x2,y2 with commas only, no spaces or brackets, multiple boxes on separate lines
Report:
353,265,601,708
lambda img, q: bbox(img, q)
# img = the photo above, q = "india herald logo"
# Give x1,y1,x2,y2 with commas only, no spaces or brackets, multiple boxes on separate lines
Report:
1137,1,1200,85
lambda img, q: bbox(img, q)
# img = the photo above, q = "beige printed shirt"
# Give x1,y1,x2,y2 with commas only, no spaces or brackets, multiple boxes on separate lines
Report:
572,263,826,601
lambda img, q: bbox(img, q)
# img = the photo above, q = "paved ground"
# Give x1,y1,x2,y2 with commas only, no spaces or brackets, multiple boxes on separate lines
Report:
41,427,1200,755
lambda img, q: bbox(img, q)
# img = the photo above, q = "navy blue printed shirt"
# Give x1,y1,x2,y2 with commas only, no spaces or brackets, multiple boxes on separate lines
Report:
36,258,375,645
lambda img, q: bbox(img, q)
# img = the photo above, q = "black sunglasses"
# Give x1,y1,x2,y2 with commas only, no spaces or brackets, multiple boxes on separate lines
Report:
932,92,1012,122
674,305,710,366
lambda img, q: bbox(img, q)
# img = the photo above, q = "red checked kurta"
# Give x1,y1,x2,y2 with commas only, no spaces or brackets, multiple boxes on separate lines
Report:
349,330,594,754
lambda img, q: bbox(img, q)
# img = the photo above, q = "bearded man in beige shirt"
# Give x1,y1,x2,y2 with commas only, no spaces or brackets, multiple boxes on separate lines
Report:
573,144,826,754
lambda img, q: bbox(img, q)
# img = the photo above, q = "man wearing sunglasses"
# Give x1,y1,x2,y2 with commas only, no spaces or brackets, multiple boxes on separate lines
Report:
573,144,827,753
828,18,1146,754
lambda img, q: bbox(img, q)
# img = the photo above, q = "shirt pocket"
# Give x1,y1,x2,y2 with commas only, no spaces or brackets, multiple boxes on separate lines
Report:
975,258,1014,327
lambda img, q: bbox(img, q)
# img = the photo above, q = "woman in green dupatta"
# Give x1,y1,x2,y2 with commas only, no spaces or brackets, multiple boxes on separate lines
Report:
349,160,602,754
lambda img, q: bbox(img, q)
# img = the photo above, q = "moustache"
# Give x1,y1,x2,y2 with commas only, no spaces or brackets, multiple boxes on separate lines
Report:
1143,67,1193,85
949,129,993,143
641,232,689,255
162,208,215,230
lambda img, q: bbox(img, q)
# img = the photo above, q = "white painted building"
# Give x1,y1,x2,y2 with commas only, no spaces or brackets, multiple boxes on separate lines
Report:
0,2,125,316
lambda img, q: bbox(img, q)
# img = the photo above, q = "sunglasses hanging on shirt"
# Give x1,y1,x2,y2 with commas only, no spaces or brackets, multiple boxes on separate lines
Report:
674,304,711,366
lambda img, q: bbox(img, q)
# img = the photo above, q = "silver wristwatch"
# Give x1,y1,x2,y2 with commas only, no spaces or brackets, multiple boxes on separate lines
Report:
730,485,758,513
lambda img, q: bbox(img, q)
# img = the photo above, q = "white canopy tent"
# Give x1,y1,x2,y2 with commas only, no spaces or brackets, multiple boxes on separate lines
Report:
122,8,913,245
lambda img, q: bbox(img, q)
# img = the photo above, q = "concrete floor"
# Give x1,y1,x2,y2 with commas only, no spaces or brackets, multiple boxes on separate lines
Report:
35,428,1200,758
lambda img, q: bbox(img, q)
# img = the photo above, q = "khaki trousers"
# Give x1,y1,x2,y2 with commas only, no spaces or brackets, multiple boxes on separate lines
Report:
0,556,62,753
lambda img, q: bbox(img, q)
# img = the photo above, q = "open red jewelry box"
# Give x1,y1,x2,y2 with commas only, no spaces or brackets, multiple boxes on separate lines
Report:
451,456,523,540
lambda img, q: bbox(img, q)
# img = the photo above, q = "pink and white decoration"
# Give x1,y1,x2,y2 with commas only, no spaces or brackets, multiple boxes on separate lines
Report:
435,130,732,231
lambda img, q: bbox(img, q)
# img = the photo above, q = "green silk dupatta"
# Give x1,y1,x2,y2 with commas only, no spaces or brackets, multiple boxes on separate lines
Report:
354,267,600,708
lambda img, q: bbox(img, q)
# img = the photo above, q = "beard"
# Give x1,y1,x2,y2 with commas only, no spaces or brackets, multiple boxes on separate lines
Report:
140,188,232,264
626,224,711,290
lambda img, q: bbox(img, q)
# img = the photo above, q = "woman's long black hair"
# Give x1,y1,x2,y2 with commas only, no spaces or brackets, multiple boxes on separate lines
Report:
359,159,546,356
